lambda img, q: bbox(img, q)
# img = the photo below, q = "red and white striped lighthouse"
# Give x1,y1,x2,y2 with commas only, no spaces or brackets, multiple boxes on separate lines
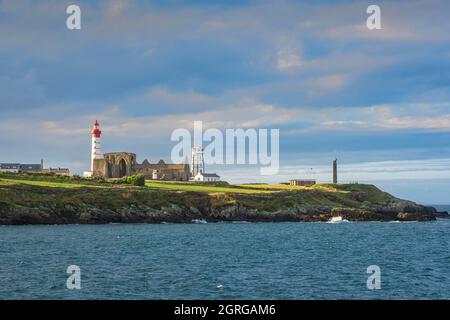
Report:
91,120,102,171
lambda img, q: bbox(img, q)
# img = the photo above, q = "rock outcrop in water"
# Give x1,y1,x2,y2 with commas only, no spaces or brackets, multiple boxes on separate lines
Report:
0,178,447,225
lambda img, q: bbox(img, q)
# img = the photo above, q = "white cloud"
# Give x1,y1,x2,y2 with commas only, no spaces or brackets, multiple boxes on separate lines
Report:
311,0,450,43
0,100,303,140
275,36,303,72
295,104,450,132
277,50,303,72
373,107,450,130
4,102,448,142
218,158,450,185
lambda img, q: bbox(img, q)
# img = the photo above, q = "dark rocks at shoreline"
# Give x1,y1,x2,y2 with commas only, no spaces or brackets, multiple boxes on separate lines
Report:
432,211,450,219
0,202,445,225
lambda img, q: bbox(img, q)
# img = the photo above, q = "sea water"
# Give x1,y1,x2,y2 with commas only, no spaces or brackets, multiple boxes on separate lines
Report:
0,218,449,299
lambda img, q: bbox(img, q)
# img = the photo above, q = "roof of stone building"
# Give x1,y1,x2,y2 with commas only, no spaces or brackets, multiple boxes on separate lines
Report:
104,152,136,156
20,164,42,171
198,173,220,178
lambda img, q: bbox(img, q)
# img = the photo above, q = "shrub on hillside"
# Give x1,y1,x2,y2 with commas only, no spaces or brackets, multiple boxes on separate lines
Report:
112,174,145,186
126,174,145,186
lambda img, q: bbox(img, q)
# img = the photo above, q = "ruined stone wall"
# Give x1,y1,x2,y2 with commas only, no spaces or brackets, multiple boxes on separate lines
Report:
134,162,190,181
93,153,189,180
93,153,136,178
92,159,106,177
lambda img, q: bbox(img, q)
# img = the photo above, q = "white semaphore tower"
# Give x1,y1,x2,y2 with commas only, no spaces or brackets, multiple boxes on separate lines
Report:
191,146,205,177
91,120,102,171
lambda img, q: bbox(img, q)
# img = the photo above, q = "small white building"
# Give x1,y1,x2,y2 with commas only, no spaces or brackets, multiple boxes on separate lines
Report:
290,179,316,187
192,172,220,182
83,171,93,178
0,163,20,173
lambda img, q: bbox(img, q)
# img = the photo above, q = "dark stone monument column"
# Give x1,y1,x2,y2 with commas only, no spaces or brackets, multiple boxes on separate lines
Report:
333,159,337,184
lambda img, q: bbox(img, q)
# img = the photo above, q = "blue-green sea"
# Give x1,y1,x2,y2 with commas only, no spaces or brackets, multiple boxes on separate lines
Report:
0,218,449,300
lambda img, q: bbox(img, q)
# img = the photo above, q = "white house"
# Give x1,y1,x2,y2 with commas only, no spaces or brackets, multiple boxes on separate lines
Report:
192,172,220,182
0,163,20,173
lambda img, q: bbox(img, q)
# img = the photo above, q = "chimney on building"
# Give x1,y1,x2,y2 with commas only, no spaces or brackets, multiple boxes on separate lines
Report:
40,159,44,170
332,159,337,184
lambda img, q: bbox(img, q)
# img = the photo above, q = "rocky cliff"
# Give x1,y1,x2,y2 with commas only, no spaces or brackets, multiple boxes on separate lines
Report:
0,179,446,225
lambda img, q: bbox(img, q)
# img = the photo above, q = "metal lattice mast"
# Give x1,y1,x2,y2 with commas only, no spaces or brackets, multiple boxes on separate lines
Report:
191,147,205,177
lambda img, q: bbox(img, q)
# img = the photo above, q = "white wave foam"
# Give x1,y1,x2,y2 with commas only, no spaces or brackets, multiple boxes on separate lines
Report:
192,219,208,224
327,216,350,223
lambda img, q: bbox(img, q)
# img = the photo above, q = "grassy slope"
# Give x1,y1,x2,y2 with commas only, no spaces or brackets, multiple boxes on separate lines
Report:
145,181,274,194
0,173,394,216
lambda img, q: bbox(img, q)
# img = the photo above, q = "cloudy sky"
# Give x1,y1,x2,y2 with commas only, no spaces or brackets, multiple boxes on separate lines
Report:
1,0,450,204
